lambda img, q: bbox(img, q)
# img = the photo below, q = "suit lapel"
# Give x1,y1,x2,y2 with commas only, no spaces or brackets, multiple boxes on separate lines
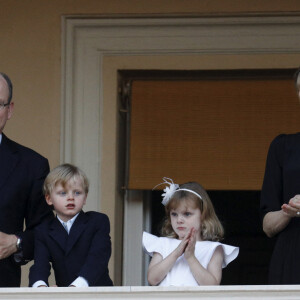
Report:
65,211,87,255
0,134,20,191
49,218,68,252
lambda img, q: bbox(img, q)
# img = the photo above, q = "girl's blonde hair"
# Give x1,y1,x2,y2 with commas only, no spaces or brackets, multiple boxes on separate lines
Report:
161,182,224,241
43,163,89,196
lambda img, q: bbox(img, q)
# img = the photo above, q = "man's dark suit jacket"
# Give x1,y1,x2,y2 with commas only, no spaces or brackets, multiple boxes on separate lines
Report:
0,133,53,287
29,211,113,287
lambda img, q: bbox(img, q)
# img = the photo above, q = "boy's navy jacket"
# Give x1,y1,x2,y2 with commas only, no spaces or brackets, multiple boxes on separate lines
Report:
29,210,113,287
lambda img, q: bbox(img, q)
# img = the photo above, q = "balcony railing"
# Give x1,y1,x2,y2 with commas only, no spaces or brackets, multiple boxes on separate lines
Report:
0,285,300,299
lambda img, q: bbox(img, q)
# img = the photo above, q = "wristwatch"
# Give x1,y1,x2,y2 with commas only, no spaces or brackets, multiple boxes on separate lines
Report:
16,236,22,251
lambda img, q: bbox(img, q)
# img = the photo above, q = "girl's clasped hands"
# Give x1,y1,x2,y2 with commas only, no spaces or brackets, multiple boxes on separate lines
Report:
175,227,197,261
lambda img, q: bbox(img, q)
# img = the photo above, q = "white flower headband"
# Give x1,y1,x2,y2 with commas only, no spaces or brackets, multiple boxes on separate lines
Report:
153,177,202,206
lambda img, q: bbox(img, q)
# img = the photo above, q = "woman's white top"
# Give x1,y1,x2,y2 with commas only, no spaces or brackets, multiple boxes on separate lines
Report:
143,231,239,286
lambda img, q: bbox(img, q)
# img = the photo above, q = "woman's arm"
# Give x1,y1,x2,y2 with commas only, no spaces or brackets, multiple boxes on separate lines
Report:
263,194,300,238
260,135,285,236
263,210,291,238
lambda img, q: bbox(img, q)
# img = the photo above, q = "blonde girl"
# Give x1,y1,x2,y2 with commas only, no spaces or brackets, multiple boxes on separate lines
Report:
143,178,239,286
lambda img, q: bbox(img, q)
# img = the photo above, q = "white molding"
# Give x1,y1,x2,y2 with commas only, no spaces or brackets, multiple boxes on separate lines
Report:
122,190,145,286
61,14,300,210
61,15,300,284
3,285,300,299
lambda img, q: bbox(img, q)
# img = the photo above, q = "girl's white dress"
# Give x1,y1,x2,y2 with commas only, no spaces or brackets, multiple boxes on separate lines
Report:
143,231,239,286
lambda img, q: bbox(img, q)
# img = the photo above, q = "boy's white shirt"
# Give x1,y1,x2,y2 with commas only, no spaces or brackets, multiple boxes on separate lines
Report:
32,213,89,288
57,214,79,234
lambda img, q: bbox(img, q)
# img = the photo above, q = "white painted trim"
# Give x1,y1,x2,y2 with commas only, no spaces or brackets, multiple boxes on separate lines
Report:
122,190,145,286
62,15,300,208
3,285,300,299
61,15,300,285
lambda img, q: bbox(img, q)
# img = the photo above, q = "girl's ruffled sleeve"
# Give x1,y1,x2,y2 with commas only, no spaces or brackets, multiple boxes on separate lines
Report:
196,241,239,269
220,243,239,268
142,232,163,257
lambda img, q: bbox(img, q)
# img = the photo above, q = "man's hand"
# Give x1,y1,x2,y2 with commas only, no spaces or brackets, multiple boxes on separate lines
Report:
0,232,17,259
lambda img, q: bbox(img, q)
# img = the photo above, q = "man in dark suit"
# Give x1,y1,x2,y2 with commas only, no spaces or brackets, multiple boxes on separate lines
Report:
0,72,53,287
29,164,113,287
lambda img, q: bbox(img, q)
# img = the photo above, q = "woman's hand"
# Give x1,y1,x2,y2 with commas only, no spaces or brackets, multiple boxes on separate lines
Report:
282,195,300,218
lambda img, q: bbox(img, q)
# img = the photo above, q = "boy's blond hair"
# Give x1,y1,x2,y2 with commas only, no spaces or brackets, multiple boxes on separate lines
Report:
43,163,89,196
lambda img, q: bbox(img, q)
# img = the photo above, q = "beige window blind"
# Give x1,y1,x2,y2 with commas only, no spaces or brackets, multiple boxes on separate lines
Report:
128,78,300,190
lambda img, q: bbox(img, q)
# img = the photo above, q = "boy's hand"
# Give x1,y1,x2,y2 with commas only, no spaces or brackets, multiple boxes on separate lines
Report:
0,232,17,259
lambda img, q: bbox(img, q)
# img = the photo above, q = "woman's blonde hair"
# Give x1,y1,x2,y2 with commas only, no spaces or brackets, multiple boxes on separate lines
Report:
43,163,89,196
161,182,224,241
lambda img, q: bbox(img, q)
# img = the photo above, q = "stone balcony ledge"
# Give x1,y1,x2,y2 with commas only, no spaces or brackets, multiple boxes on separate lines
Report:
0,285,300,299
